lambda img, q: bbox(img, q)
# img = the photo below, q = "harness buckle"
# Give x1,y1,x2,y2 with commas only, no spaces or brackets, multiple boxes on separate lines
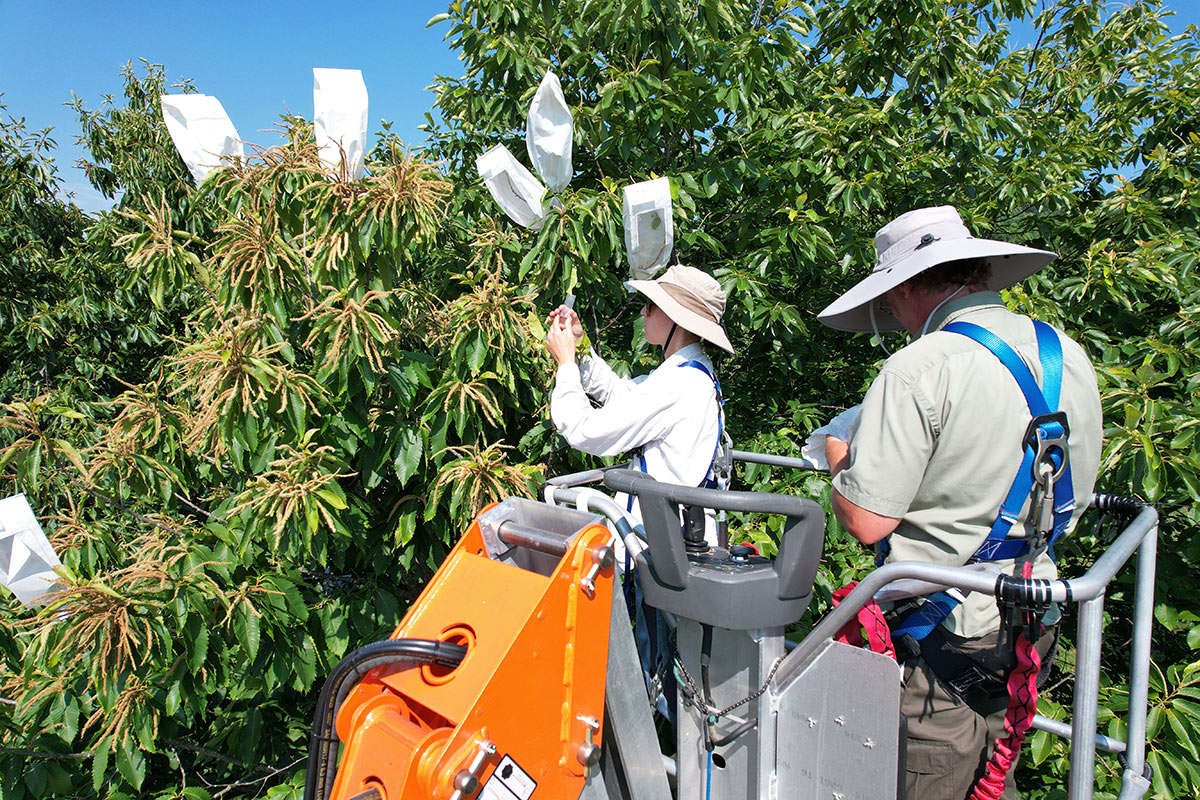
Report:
1031,463,1056,541
1024,411,1070,484
1024,411,1070,541
946,661,1002,697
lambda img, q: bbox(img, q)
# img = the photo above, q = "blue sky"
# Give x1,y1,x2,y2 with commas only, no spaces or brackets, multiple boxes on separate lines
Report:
2,1,1198,214
0,0,461,212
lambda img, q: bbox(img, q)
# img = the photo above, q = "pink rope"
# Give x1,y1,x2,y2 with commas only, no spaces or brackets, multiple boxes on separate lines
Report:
832,581,896,660
969,563,1042,800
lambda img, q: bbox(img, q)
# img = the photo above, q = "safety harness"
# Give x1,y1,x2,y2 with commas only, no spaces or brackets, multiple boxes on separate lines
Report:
889,320,1074,643
836,319,1074,799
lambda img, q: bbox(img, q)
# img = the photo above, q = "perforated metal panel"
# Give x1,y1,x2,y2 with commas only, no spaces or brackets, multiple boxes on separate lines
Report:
775,640,903,800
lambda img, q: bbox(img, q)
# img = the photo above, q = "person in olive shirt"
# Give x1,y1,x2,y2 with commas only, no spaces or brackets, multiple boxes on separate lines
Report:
818,206,1103,800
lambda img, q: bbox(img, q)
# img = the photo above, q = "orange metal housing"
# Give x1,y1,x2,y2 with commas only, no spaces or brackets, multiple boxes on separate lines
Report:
329,504,615,800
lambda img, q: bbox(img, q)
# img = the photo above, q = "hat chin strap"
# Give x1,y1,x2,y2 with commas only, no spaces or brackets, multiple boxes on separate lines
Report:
919,284,967,338
870,283,968,355
869,300,893,356
663,322,679,354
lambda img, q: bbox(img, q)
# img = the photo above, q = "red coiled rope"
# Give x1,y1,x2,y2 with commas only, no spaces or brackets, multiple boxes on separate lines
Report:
969,562,1042,800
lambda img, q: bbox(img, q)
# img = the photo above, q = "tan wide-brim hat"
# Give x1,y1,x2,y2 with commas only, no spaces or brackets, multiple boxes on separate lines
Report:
817,206,1057,332
626,264,734,353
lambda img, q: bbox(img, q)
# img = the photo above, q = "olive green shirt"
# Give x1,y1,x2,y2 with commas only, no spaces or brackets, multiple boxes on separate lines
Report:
833,292,1103,637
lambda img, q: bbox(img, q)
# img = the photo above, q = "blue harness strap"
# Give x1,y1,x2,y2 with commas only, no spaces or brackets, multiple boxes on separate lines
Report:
891,320,1075,642
679,359,725,488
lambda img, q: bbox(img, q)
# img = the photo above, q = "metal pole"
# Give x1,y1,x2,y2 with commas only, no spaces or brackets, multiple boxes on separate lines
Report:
497,521,571,557
1030,715,1126,754
1070,594,1106,800
1119,523,1157,799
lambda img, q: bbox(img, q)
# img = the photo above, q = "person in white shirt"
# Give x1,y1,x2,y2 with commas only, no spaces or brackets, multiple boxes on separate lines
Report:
545,265,734,519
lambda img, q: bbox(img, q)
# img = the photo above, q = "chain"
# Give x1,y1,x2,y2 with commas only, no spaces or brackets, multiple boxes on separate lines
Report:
674,651,785,720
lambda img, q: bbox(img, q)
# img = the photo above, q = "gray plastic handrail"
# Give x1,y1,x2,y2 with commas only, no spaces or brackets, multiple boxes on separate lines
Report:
545,464,628,488
603,469,816,516
546,448,815,491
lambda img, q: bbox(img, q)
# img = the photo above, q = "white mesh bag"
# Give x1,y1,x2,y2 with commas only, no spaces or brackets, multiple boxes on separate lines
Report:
477,144,549,229
526,71,573,194
623,177,674,280
0,494,62,607
313,68,368,180
160,94,243,183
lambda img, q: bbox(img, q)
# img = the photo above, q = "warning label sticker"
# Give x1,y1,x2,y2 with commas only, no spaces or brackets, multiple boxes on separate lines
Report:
480,754,537,800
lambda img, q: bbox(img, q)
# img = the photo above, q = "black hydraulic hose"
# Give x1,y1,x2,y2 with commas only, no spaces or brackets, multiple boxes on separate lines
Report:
700,624,717,751
710,717,757,748
304,638,468,800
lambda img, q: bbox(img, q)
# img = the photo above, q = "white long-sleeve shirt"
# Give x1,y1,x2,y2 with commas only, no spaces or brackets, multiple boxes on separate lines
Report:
550,343,722,521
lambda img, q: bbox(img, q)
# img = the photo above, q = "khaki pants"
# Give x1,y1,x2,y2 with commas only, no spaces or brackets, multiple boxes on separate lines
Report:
900,627,1056,800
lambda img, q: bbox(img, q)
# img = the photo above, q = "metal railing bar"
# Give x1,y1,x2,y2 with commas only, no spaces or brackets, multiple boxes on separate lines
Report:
1123,520,1157,785
730,449,816,471
1069,595,1106,800
1031,715,1126,754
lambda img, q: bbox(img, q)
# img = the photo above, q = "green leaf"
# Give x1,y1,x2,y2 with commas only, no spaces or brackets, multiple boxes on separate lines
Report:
1156,603,1180,631
293,636,318,690
92,747,109,793
393,427,424,486
315,488,347,510
236,606,261,661
1167,708,1200,759
189,627,209,673
466,333,487,374
116,739,145,790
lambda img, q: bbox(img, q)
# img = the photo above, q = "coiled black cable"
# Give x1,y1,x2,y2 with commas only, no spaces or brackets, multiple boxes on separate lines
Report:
1093,494,1150,546
1093,494,1147,517
304,638,468,800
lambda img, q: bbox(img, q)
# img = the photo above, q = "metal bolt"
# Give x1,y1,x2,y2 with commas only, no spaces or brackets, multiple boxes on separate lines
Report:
453,770,479,794
576,715,602,768
447,738,494,800
577,741,602,767
580,545,614,598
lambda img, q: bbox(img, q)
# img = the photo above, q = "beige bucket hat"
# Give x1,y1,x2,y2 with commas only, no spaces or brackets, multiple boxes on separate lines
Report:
817,206,1057,332
626,264,734,353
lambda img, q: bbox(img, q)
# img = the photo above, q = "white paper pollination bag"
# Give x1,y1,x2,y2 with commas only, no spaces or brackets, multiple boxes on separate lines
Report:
313,68,368,180
624,177,675,280
526,72,573,195
477,145,549,229
160,94,244,184
0,494,61,607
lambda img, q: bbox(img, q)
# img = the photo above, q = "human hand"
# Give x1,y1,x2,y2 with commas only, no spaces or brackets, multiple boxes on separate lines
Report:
546,319,578,366
545,305,584,344
824,435,850,478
